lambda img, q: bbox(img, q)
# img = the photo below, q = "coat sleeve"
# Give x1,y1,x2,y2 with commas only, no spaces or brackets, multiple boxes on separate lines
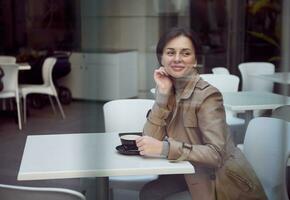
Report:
142,102,170,141
168,88,228,168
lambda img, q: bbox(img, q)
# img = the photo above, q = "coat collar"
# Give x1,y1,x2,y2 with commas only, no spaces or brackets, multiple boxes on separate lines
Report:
178,72,200,100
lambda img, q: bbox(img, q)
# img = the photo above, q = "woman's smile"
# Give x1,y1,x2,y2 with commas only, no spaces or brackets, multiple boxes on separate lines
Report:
170,64,185,72
161,35,197,78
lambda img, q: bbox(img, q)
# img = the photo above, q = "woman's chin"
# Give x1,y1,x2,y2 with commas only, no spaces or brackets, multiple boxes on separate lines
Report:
169,71,187,78
171,74,183,79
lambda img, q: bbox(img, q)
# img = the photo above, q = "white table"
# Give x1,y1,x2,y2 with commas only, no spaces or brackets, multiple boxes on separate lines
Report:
18,132,194,200
254,72,290,85
18,63,31,70
223,91,290,126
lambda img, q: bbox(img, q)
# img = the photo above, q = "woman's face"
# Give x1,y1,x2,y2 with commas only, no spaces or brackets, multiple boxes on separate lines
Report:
161,35,197,78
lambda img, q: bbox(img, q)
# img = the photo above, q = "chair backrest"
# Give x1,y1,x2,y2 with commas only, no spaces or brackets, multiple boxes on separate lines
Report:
211,67,230,74
243,117,290,200
272,105,290,122
0,64,19,92
0,56,16,64
103,99,154,132
42,57,57,87
150,88,156,94
0,184,86,200
238,62,275,92
200,74,240,92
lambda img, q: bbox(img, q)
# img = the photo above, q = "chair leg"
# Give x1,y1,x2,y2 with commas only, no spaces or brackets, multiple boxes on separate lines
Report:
55,95,65,119
16,97,22,130
23,96,27,124
9,99,13,110
2,99,5,110
48,95,56,114
109,188,114,200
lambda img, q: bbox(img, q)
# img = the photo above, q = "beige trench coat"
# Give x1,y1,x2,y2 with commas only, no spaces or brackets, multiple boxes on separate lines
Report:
143,74,267,200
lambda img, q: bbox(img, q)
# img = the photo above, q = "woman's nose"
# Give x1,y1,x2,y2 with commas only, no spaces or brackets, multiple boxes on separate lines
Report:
173,53,181,62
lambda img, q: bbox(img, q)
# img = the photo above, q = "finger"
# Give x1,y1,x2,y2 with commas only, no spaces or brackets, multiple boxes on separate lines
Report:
158,67,168,76
139,148,149,156
161,66,169,75
136,136,143,143
136,138,147,147
154,72,167,80
154,69,164,76
160,71,167,76
138,146,144,152
159,66,166,73
155,67,167,74
136,141,144,147
139,150,145,156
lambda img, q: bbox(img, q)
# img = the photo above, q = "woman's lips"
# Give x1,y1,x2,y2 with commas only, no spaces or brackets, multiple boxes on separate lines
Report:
171,65,185,72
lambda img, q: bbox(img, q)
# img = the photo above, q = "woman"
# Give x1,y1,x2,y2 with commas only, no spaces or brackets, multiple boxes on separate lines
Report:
136,27,266,200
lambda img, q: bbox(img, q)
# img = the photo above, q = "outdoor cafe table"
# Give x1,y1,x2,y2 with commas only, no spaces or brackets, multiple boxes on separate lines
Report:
18,63,31,70
18,132,194,200
253,72,290,85
222,91,290,127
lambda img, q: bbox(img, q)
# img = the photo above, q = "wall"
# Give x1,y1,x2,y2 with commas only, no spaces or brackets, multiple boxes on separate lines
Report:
80,0,190,97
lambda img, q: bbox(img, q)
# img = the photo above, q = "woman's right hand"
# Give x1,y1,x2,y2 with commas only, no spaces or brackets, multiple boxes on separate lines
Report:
154,66,172,95
136,136,163,156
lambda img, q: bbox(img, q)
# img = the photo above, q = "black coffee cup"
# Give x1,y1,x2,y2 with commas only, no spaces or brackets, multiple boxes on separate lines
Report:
119,132,142,150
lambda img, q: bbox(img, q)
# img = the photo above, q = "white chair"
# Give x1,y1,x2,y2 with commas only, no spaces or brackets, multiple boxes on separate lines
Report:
103,99,157,199
242,117,289,200
212,67,230,74
150,88,156,96
0,64,22,130
20,57,65,123
0,56,17,109
271,104,290,200
238,62,275,117
0,56,16,63
272,105,290,122
200,74,245,125
0,184,86,200
165,191,191,200
238,62,275,92
200,74,239,92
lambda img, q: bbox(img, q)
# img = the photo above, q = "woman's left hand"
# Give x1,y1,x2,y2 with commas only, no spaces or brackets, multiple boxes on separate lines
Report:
136,136,163,156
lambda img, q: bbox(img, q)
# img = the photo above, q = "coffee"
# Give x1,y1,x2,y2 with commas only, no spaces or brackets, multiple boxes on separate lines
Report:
120,135,140,140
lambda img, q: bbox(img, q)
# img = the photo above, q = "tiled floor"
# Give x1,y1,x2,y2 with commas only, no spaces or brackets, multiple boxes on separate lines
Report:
0,100,105,191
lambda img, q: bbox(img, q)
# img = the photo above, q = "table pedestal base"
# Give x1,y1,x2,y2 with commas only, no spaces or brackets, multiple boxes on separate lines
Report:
244,110,253,129
81,177,109,200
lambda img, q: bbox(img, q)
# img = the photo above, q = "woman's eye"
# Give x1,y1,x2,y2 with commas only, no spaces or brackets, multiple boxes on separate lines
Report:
166,51,175,56
182,52,191,56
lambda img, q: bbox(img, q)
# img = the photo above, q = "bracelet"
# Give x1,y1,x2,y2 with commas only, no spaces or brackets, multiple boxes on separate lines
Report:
170,142,192,163
182,142,192,151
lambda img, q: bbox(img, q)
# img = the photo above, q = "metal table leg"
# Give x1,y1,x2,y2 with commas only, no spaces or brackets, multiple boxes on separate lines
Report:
244,110,254,129
96,177,109,200
81,177,109,200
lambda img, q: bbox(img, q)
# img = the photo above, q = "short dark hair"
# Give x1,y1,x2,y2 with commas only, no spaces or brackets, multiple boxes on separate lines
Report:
156,27,200,65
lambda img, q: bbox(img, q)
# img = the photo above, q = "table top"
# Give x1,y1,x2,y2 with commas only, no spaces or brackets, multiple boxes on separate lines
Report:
18,63,31,70
253,72,290,84
18,132,194,181
223,91,290,111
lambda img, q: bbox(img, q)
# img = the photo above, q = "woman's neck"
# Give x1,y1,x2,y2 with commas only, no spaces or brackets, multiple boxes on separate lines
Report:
172,68,197,93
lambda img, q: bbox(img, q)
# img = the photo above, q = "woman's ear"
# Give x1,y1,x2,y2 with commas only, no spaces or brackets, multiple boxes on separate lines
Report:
193,59,198,67
160,58,165,66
